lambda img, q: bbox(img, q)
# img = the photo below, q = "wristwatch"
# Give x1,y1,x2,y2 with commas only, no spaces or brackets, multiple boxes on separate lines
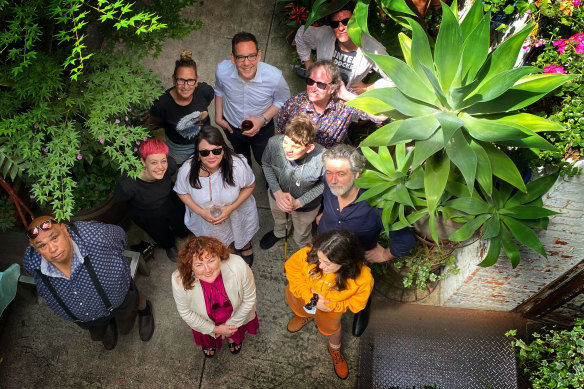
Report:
261,114,269,126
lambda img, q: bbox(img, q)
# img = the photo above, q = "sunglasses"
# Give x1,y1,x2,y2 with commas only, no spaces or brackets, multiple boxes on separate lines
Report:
199,148,223,157
306,77,330,90
330,18,350,29
26,219,58,239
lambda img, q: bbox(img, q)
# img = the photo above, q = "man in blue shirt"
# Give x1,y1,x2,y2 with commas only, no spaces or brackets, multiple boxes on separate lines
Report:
214,32,291,167
317,145,416,261
23,216,155,350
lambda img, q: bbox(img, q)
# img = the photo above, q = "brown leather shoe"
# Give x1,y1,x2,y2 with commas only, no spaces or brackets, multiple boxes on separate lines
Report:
138,300,155,341
287,315,313,333
328,344,348,380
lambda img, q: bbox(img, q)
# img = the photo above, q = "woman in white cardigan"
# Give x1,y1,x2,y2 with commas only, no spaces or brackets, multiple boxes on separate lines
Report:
172,236,258,358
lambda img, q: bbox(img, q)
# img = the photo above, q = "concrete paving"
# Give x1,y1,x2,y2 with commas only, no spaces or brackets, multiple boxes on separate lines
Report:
0,1,360,388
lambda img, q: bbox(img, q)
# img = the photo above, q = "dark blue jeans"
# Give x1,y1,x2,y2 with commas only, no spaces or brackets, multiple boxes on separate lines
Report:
224,119,274,167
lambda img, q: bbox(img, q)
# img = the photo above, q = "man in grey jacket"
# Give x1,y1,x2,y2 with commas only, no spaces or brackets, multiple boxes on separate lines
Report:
260,116,325,249
295,5,395,94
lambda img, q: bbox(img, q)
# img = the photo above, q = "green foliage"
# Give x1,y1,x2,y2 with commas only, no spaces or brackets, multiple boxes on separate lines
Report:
0,194,16,232
445,173,560,267
0,0,174,80
528,33,584,176
507,318,584,388
393,242,459,290
345,0,573,266
0,0,199,221
0,54,161,220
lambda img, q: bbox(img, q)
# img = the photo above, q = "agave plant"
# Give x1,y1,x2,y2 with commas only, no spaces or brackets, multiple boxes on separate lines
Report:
346,0,578,265
444,173,559,267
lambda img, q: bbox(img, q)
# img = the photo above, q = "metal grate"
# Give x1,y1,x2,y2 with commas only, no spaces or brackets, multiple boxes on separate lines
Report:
358,304,524,389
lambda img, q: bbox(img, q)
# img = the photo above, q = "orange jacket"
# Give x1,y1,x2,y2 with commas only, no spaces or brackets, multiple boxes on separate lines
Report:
285,247,374,313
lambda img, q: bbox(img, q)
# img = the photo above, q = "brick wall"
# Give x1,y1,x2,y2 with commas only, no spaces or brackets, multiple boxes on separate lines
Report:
440,161,584,311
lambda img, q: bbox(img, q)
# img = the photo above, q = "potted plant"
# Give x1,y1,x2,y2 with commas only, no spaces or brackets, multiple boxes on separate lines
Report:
345,0,577,269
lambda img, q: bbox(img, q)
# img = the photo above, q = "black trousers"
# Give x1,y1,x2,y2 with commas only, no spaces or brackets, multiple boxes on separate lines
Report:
130,192,190,249
77,280,139,341
224,119,274,167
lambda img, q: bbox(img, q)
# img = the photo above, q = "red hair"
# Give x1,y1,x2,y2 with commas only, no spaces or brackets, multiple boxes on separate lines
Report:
139,139,169,160
177,236,232,290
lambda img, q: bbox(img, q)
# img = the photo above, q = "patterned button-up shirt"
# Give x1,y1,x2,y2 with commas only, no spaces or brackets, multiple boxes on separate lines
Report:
23,221,130,322
276,92,372,148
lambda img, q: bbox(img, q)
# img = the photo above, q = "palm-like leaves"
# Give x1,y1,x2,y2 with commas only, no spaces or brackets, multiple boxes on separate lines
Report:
349,0,573,265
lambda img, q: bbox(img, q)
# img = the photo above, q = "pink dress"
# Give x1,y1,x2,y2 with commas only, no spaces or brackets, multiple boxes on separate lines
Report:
191,272,259,349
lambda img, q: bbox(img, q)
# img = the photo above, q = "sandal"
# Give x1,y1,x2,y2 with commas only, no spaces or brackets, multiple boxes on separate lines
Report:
240,243,254,267
202,346,215,358
228,341,242,355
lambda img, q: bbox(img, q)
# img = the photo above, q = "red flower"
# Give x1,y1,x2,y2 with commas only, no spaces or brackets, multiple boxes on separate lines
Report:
289,4,308,23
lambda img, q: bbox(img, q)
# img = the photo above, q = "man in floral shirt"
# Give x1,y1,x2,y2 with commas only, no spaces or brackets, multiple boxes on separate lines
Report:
276,60,384,148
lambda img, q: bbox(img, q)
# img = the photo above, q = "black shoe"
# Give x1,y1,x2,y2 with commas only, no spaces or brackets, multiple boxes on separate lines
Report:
260,231,282,249
102,320,118,350
138,300,155,342
166,246,178,262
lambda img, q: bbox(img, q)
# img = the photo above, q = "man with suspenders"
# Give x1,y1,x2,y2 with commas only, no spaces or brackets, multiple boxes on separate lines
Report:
23,216,155,350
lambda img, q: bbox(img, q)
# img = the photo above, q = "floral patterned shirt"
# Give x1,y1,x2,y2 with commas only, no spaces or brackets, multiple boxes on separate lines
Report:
275,92,373,148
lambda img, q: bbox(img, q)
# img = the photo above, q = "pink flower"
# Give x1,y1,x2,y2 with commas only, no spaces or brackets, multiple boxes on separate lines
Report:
30,195,35,199
127,108,132,112
570,32,584,43
525,9,531,13
574,0,581,6
80,90,84,93
133,148,138,152
576,43,584,54
33,123,38,129
77,154,83,160
121,137,126,142
125,116,129,121
136,141,141,145
544,65,567,74
115,119,121,124
553,39,568,54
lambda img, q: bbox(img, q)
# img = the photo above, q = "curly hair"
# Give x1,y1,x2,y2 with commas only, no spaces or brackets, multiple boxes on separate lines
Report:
307,229,365,291
177,236,232,290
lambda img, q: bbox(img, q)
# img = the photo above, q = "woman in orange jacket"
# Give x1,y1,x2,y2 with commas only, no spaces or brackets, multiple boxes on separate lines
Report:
285,229,374,380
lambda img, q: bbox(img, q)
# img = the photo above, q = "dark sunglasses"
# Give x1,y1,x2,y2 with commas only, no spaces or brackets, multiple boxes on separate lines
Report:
330,18,350,29
306,77,329,90
26,219,58,239
199,148,223,157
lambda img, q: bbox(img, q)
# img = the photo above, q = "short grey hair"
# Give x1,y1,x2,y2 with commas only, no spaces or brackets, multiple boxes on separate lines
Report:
322,144,366,174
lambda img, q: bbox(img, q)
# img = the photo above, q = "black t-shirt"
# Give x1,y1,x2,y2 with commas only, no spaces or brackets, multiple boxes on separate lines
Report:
150,83,214,145
332,41,357,86
114,156,179,211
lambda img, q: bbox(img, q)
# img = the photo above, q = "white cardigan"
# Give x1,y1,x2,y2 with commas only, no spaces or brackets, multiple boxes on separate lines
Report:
171,254,257,336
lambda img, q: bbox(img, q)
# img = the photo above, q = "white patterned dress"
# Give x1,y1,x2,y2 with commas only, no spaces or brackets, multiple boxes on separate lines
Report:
174,155,259,249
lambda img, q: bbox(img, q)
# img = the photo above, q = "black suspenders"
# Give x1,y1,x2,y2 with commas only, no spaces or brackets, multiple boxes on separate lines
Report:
36,223,113,322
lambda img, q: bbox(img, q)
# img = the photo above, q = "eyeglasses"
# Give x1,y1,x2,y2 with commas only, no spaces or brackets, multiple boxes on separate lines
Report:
306,77,330,90
234,53,258,63
199,148,223,157
176,78,197,86
26,219,58,239
330,18,350,29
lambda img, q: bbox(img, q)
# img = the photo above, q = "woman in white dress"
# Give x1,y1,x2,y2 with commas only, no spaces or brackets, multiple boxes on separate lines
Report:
174,126,259,266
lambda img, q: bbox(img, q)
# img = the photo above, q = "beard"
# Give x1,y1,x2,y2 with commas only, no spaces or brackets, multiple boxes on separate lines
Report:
328,175,355,197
